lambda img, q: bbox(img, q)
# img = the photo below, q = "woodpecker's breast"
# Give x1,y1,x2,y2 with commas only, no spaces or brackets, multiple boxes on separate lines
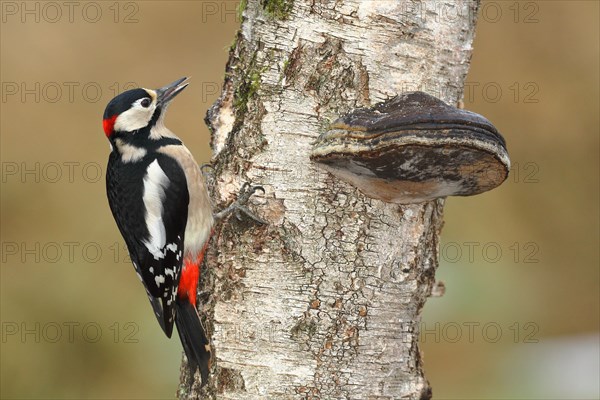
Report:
158,144,214,257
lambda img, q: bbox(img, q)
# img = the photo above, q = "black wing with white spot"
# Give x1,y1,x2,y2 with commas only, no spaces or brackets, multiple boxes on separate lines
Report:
107,152,189,338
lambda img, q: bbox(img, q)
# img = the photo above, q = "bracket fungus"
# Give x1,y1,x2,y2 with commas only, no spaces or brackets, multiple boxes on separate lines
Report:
310,92,510,203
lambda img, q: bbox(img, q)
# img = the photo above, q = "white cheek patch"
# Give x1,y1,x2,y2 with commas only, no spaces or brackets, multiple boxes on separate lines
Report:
114,100,156,132
142,160,170,260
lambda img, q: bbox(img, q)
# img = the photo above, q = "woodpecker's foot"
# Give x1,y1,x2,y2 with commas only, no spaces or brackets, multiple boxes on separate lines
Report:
200,163,218,194
214,182,266,225
200,163,214,174
200,163,215,181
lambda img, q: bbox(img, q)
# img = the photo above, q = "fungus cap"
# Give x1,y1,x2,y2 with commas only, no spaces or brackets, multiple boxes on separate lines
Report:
310,92,510,203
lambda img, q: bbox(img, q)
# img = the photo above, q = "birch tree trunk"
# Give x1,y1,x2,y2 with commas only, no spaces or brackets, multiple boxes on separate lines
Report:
180,1,480,398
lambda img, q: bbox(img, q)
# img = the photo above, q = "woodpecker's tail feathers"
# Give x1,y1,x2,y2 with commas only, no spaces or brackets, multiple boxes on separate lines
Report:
175,300,211,386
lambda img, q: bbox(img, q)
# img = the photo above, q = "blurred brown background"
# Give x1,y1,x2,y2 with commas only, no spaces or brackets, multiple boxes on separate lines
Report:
1,1,598,399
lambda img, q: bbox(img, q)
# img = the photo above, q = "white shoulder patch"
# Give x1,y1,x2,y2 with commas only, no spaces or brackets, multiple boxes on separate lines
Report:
142,160,170,259
115,139,147,163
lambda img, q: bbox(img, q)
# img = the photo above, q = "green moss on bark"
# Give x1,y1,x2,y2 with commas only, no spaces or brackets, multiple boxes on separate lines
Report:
238,0,247,21
261,0,293,19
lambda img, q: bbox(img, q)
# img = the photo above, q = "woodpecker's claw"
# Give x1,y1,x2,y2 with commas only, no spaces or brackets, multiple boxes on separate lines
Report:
234,204,266,224
233,183,266,223
214,183,266,225
200,163,214,174
238,182,265,205
200,164,216,183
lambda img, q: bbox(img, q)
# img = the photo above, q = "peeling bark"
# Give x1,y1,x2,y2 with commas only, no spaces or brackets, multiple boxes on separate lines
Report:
181,1,480,398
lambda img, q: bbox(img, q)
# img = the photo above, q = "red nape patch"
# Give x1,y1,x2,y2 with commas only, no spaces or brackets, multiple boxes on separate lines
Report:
178,258,200,306
103,115,118,137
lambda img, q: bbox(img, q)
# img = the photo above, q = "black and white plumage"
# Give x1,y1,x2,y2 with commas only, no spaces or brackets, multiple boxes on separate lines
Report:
103,78,213,384
107,147,188,334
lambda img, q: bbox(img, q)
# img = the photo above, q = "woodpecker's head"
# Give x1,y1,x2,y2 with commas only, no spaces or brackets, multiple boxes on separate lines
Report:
102,77,189,140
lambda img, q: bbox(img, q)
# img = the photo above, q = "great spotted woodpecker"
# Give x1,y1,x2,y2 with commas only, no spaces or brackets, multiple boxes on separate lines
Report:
103,78,263,385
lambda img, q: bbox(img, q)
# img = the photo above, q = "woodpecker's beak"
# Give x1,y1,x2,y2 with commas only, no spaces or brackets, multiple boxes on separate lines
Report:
156,77,189,106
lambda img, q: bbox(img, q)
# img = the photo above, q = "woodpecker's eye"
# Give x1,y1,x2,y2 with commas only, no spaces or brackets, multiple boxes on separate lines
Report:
141,98,151,108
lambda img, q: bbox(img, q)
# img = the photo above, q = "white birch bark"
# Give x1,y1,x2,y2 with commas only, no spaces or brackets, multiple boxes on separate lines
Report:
180,1,480,398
